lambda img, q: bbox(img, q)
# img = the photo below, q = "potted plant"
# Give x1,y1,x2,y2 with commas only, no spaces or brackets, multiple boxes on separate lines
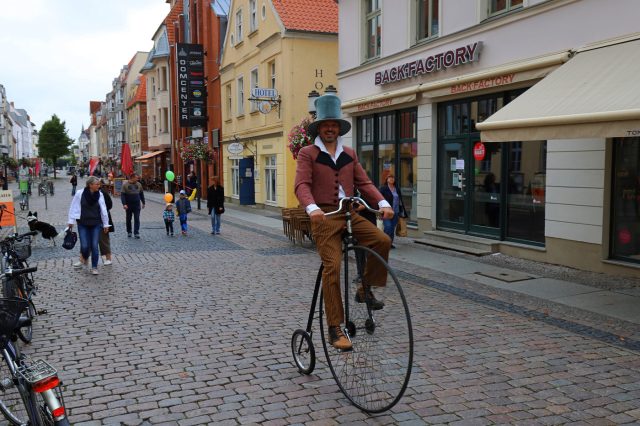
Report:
288,117,313,160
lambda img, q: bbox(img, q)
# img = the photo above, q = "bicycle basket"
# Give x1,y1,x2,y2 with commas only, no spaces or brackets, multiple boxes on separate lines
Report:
13,237,32,261
0,297,28,345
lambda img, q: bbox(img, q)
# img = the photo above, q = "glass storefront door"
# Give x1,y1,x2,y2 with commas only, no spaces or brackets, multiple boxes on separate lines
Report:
611,137,640,263
437,89,546,244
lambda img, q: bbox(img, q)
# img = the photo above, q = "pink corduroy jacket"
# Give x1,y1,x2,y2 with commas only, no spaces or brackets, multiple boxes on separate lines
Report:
294,144,385,209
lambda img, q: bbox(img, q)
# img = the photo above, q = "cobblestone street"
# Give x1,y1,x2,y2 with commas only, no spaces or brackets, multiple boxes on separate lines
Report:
10,179,640,425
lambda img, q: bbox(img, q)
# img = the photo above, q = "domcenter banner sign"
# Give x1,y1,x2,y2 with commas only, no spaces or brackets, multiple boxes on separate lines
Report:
177,43,207,127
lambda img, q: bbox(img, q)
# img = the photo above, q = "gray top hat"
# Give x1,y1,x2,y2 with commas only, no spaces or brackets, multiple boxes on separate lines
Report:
307,94,351,137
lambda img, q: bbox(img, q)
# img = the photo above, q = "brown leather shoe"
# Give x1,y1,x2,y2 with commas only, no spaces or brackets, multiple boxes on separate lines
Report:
355,285,385,310
328,326,352,351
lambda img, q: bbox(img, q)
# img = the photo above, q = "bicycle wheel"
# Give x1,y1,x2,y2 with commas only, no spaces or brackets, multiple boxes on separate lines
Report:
319,245,413,413
0,351,32,425
291,329,315,375
17,300,36,344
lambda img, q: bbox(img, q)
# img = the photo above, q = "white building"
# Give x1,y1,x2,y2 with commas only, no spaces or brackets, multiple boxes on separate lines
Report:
0,85,12,157
8,105,35,160
337,0,640,276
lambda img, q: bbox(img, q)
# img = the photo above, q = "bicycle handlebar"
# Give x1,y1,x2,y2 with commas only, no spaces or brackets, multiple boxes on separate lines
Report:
4,267,37,278
324,197,381,217
1,231,37,244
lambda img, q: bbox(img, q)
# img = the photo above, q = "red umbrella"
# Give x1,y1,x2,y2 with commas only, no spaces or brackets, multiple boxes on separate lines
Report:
121,143,134,176
89,157,99,175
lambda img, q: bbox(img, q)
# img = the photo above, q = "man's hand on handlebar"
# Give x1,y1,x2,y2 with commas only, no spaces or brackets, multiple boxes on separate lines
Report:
380,207,394,220
309,209,325,223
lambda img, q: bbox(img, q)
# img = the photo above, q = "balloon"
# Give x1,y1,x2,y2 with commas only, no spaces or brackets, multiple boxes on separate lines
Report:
165,171,175,182
164,193,173,203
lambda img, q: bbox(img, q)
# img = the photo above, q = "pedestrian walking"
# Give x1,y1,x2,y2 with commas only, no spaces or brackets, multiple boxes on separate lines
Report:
99,182,114,265
120,173,145,239
67,176,110,275
379,174,407,249
163,203,175,236
187,171,198,195
206,178,225,235
175,190,192,235
70,173,78,196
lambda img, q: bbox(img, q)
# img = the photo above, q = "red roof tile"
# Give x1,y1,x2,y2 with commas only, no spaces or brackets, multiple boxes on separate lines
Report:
272,0,338,34
165,1,184,46
127,75,147,109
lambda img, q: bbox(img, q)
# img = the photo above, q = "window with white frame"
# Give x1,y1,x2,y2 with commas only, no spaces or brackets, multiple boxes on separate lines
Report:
225,84,232,118
269,61,276,89
489,0,523,15
250,68,259,112
364,0,381,60
237,76,244,115
249,0,258,32
231,159,240,197
236,9,243,43
265,155,277,203
417,0,438,41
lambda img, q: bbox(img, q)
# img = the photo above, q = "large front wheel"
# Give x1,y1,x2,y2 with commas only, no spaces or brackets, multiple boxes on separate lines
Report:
319,245,413,413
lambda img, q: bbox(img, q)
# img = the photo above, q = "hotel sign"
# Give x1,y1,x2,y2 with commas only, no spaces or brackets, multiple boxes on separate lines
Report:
375,41,482,86
177,43,207,127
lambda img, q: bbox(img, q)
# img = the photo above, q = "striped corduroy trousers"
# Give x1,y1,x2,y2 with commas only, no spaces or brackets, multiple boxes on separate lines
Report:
311,210,392,327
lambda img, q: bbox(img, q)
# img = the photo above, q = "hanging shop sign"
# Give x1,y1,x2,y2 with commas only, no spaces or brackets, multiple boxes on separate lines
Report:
177,43,207,127
227,142,244,155
375,41,482,86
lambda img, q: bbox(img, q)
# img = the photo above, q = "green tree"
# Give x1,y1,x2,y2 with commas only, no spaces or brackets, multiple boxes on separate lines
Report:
38,115,72,178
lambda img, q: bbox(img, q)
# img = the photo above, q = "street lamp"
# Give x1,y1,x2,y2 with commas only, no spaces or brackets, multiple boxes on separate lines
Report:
307,90,320,119
324,85,338,95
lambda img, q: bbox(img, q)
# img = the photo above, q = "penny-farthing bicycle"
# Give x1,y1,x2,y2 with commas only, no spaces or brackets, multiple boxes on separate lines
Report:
291,197,413,413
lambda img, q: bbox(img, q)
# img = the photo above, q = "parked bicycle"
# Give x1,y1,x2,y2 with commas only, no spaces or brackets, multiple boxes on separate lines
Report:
291,196,414,413
37,179,54,197
0,291,70,425
0,231,39,344
18,181,29,211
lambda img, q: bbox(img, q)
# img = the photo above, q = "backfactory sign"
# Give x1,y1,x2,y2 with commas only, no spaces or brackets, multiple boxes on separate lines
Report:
375,41,482,86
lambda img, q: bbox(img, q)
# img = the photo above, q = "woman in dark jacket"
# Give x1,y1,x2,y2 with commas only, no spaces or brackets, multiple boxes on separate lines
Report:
206,178,225,234
99,182,115,265
379,174,406,248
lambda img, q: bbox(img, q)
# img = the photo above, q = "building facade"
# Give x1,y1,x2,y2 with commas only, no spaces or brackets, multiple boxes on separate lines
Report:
220,0,338,208
338,0,640,276
124,52,150,161
138,23,172,180
168,0,225,197
0,85,12,159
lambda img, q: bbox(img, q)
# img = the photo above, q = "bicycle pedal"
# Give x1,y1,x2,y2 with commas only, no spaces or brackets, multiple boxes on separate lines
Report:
37,309,48,315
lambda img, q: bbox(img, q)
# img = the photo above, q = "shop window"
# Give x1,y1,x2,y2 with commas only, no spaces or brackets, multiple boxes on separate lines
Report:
265,155,277,203
356,109,417,221
611,137,640,262
364,0,381,60
231,159,240,197
416,0,438,41
506,140,546,243
489,0,523,16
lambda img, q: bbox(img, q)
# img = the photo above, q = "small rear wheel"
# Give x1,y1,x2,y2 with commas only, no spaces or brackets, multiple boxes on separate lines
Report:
291,329,315,375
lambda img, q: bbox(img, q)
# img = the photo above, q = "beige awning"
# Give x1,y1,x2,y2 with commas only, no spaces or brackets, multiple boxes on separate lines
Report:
134,150,165,161
477,37,640,141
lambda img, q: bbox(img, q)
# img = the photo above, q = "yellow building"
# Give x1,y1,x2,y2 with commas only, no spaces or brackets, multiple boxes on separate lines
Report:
220,0,338,208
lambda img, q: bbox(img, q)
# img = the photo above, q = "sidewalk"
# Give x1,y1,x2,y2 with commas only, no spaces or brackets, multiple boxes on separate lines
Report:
149,191,640,327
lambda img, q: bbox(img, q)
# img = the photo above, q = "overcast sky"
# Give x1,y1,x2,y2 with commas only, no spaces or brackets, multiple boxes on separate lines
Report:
0,0,170,144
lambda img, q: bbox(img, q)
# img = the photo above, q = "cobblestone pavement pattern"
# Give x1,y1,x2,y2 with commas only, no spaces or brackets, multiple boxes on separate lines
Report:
6,179,640,425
